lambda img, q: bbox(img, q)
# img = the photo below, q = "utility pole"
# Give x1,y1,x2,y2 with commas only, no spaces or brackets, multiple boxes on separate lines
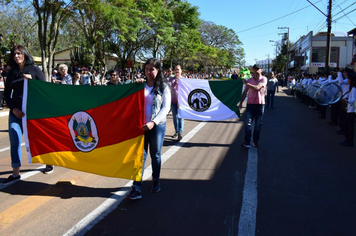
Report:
307,0,332,73
325,0,332,73
278,27,289,77
266,54,270,73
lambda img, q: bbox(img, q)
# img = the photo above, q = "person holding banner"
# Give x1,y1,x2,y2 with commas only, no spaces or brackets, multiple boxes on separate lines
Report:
126,58,171,200
2,45,53,186
239,64,267,148
169,65,184,141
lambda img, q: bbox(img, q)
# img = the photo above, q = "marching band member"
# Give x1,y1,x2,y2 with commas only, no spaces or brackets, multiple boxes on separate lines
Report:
340,68,356,147
317,72,329,119
328,72,341,126
336,68,351,135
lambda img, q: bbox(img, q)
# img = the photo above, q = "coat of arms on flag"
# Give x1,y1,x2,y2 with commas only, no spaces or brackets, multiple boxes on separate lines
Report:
69,111,99,152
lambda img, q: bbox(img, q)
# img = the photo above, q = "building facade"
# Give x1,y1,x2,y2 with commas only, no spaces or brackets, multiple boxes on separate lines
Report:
288,31,353,74
347,27,356,71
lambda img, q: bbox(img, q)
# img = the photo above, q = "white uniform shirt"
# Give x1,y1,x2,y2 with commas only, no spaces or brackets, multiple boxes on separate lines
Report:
337,72,350,98
347,87,356,113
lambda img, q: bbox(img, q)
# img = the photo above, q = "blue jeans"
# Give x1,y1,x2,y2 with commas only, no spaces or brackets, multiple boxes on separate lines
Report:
9,113,23,168
171,103,184,134
133,122,166,190
244,104,265,143
266,90,275,108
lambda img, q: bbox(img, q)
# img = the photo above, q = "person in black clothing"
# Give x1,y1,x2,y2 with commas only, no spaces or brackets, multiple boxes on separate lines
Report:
107,70,119,85
231,71,238,80
2,45,54,186
1,65,10,79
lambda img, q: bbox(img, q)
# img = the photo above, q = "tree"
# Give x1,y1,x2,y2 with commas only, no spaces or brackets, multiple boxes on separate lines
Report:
164,0,201,68
107,0,147,69
70,44,93,66
73,0,143,74
0,2,39,55
274,42,288,73
33,0,79,81
197,21,245,72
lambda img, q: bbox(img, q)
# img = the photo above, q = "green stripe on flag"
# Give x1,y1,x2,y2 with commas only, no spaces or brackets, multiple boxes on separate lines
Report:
26,80,144,120
209,80,243,117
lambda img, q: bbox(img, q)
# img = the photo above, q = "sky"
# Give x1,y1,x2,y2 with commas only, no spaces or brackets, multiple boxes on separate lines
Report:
186,0,356,66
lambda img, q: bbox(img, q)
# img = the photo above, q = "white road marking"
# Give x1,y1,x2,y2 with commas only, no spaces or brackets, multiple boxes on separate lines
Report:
63,122,207,236
238,146,258,236
0,143,25,153
0,112,8,117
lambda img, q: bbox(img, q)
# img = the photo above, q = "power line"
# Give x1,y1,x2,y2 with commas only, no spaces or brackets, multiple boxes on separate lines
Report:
336,6,356,26
236,0,322,34
333,1,356,17
334,7,356,23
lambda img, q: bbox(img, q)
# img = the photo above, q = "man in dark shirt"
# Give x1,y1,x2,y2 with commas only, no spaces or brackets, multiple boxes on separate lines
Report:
231,71,238,80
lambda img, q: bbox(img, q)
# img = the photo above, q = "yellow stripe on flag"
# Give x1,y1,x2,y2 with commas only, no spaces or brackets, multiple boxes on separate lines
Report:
31,135,144,181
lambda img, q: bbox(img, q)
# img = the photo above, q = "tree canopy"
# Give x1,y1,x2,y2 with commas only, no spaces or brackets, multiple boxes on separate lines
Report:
0,0,247,75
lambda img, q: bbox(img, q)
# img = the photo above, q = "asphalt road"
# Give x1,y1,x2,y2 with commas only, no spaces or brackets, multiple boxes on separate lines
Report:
0,87,355,236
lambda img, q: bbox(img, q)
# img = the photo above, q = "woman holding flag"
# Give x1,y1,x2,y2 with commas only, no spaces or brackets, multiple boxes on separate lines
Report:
126,58,171,200
2,45,53,186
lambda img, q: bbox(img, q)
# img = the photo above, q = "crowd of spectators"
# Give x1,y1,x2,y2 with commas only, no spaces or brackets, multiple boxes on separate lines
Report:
50,63,141,86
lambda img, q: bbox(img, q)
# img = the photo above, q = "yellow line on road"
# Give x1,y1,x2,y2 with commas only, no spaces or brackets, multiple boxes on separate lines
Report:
0,186,64,230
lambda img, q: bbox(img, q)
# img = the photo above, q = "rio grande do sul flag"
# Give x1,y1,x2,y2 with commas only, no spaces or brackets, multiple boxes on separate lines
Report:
22,79,145,181
178,78,243,121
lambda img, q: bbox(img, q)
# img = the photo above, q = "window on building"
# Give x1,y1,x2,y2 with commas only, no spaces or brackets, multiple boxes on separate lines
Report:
311,48,338,63
305,49,310,65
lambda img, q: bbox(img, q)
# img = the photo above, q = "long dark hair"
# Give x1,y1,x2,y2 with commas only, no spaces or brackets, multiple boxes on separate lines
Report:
8,45,35,69
144,58,168,94
349,77,356,89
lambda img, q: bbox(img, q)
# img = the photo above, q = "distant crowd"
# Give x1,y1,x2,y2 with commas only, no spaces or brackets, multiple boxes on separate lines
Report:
49,63,247,86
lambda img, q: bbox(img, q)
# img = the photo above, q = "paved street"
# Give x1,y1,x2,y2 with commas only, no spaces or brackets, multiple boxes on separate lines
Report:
0,87,355,236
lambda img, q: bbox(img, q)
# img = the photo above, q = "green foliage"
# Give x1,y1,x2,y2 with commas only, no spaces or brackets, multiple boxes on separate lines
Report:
0,0,248,73
273,43,288,73
190,20,245,72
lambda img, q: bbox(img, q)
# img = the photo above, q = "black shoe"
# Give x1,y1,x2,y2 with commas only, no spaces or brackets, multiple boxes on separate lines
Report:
327,122,337,126
126,187,142,200
171,132,178,138
2,175,21,186
241,141,250,148
42,165,54,174
151,179,161,193
178,133,183,141
253,141,259,147
339,141,354,147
